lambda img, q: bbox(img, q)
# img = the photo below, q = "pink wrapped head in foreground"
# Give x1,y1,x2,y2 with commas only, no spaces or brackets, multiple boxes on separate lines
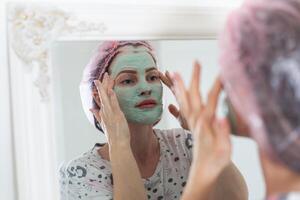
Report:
220,0,300,173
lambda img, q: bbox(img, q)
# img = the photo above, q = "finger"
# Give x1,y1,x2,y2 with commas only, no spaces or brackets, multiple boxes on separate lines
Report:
94,80,112,112
165,71,176,93
218,118,230,139
206,77,222,122
168,104,180,118
102,72,109,93
199,116,215,141
189,61,201,93
92,89,101,108
159,71,172,88
107,75,115,90
214,118,231,150
189,61,204,113
107,75,118,110
89,108,102,124
165,70,173,84
192,116,213,143
171,72,191,118
109,88,122,113
193,117,202,142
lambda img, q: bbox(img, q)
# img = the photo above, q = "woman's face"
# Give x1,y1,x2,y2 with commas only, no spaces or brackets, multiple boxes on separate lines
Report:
109,46,163,125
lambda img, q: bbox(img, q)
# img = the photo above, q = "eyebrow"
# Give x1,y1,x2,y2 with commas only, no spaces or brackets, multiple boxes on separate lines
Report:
117,70,137,77
116,67,157,77
146,67,157,73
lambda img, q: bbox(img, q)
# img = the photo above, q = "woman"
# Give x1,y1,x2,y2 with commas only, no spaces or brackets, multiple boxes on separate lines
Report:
59,41,247,200
172,0,300,199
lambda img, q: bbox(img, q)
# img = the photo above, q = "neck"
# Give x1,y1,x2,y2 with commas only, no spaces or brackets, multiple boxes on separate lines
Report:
98,122,159,168
260,151,300,196
128,123,158,164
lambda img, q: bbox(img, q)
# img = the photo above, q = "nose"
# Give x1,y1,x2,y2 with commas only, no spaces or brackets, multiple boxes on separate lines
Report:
137,79,152,96
139,89,152,96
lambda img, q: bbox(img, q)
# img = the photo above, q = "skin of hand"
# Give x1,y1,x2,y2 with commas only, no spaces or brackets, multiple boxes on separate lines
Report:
159,70,189,130
90,73,147,200
171,61,233,199
90,73,131,147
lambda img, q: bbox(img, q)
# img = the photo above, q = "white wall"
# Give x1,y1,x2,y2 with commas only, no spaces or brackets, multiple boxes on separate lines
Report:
51,40,265,199
50,41,105,167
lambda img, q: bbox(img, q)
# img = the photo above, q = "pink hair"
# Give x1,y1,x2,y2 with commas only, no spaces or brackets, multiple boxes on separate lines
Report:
220,0,300,172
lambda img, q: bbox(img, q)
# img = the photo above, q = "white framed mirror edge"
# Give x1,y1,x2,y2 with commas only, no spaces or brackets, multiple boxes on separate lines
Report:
6,2,235,199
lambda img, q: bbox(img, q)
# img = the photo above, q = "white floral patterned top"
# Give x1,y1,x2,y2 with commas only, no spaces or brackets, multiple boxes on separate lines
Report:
59,128,193,200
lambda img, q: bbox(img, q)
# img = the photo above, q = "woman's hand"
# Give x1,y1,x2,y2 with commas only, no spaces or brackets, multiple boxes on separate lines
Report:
171,61,232,194
90,73,147,200
159,70,189,130
90,73,130,147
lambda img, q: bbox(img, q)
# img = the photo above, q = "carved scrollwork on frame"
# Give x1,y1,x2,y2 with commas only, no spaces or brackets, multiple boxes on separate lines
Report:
8,3,107,101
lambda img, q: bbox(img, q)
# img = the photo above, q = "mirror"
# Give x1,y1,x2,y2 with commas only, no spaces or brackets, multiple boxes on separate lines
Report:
50,40,264,199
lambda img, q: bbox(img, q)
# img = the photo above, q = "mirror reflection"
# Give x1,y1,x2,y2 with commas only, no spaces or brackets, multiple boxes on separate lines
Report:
51,40,262,200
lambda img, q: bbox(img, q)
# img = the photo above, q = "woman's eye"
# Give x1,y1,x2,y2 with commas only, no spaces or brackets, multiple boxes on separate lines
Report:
121,79,134,85
151,76,158,80
149,75,159,82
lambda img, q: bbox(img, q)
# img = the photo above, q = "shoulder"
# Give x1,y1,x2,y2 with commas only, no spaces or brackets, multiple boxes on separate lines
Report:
59,147,113,199
59,148,106,180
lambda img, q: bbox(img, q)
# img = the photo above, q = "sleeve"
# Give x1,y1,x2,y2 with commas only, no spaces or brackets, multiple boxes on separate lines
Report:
59,161,113,200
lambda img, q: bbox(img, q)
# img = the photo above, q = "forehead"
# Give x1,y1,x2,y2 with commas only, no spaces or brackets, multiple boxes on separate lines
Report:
109,46,156,76
118,45,150,52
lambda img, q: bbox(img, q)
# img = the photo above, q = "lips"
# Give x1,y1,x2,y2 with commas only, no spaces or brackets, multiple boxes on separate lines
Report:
135,99,157,109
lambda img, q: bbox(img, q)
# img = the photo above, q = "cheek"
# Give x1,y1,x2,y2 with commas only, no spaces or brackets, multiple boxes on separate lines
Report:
152,83,163,94
114,88,127,102
114,87,138,104
114,83,163,102
114,87,126,96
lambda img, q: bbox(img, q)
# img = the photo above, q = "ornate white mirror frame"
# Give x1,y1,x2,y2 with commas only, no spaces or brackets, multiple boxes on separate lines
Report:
6,2,233,199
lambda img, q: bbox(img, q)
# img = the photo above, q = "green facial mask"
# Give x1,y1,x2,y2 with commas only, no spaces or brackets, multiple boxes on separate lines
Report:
110,50,163,125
